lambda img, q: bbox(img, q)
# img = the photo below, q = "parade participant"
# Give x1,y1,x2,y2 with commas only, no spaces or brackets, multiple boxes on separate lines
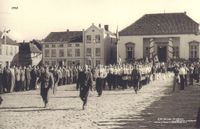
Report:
193,63,199,83
78,65,92,110
131,65,141,94
3,66,10,93
189,64,194,85
25,65,31,91
179,64,186,90
184,64,189,87
0,64,3,93
10,65,16,92
30,66,38,90
96,65,107,96
122,65,128,90
52,66,59,95
106,65,114,90
15,66,21,91
38,66,54,108
57,66,63,86
20,66,26,91
173,64,180,92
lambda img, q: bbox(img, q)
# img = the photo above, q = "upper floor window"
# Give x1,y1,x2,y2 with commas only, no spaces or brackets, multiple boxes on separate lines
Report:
95,35,100,43
59,49,64,57
45,44,49,48
86,48,92,56
75,44,80,47
96,48,101,56
52,44,56,48
51,49,56,57
75,49,80,57
59,44,64,47
86,35,91,43
45,49,50,57
67,49,72,57
125,42,135,60
68,44,72,47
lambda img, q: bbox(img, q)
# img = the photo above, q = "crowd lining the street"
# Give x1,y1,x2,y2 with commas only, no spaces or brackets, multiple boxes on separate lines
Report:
0,60,199,109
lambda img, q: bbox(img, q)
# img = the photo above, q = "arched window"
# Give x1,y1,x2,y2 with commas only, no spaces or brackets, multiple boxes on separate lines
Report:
189,40,199,59
125,42,135,60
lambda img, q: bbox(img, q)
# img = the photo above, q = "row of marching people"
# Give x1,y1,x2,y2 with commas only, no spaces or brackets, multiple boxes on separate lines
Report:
77,63,154,97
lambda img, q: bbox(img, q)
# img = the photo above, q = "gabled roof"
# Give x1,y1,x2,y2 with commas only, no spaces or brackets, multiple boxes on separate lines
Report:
0,31,18,45
119,13,199,36
19,42,42,54
44,31,82,42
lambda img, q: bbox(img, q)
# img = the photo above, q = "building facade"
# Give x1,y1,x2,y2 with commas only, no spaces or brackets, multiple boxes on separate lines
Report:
0,31,19,67
118,12,200,63
42,24,116,66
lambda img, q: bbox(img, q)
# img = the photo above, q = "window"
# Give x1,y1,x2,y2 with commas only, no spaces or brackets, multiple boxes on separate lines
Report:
52,61,56,66
51,49,56,57
68,44,72,47
52,44,56,48
86,48,92,56
95,35,100,43
59,49,64,57
144,47,150,58
86,59,92,66
67,49,72,57
68,61,73,66
0,48,1,55
75,44,80,47
45,44,49,48
189,41,199,59
75,49,80,57
86,35,91,43
59,44,64,47
96,48,101,56
96,60,101,65
45,49,50,57
75,60,80,65
173,46,179,58
125,43,135,60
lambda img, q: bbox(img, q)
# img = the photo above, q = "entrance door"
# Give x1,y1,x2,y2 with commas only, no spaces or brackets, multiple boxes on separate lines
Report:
157,46,167,62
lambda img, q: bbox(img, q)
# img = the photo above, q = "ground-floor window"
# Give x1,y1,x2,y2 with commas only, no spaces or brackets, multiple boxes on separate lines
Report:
125,42,135,60
173,46,179,58
189,41,199,59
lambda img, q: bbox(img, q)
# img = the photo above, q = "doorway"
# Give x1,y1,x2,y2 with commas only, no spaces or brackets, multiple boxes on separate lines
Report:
157,46,167,62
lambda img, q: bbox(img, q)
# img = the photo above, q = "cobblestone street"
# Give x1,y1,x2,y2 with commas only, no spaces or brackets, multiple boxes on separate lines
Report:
1,74,198,129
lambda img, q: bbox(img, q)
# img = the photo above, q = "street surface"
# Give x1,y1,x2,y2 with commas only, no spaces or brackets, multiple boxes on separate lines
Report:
1,73,198,129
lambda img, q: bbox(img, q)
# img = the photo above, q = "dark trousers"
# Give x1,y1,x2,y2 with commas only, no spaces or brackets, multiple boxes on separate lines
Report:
122,80,128,90
189,74,193,85
26,79,30,90
180,75,185,90
133,79,140,93
41,87,50,104
96,78,103,96
80,86,89,106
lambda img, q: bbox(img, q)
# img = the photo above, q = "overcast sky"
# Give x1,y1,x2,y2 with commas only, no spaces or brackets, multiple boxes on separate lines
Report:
0,0,200,42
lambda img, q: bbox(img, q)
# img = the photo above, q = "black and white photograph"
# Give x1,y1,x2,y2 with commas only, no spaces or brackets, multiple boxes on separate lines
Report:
0,0,200,129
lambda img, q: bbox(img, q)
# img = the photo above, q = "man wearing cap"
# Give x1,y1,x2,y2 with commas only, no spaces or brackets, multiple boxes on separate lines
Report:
78,65,92,110
38,66,54,108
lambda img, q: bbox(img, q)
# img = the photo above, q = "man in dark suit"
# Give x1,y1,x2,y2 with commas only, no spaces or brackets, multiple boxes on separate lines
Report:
38,66,54,108
78,65,92,110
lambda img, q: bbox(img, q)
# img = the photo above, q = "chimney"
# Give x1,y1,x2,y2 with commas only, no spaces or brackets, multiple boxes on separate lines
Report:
66,29,69,32
99,24,101,28
184,11,187,14
104,25,109,31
